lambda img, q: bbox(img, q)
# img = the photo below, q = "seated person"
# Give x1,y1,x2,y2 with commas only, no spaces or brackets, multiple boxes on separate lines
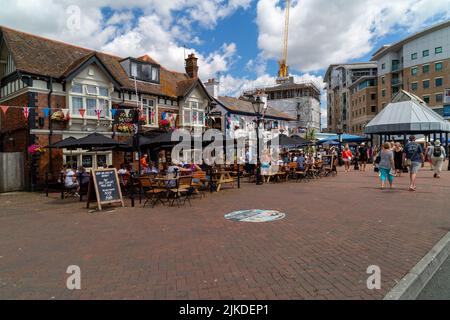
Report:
118,164,130,185
296,153,306,170
65,167,79,195
166,163,181,188
76,166,90,185
146,161,159,175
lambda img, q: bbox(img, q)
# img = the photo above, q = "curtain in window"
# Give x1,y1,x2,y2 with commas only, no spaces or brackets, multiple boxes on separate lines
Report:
86,98,97,116
72,97,83,114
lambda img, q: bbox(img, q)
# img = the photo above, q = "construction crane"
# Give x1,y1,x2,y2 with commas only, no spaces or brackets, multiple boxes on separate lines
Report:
278,0,291,80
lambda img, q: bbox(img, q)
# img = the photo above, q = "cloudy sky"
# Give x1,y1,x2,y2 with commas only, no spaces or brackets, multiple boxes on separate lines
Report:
1,0,449,125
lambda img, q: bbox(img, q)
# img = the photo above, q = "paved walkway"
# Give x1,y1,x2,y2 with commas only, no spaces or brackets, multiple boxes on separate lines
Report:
1,164,450,300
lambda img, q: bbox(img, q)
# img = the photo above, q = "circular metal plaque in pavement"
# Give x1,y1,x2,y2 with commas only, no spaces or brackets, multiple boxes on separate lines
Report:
225,209,286,223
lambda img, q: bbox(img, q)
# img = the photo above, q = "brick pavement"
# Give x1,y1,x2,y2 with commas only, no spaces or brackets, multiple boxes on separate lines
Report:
1,164,450,300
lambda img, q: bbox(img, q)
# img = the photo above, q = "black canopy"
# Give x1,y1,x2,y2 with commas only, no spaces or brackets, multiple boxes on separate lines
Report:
269,134,309,147
76,133,128,149
48,137,79,150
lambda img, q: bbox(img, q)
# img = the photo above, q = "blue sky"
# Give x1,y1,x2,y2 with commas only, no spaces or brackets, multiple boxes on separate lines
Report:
1,0,449,125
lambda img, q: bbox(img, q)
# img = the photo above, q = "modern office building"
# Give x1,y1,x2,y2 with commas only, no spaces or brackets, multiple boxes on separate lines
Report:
371,20,450,119
348,76,378,135
324,63,378,133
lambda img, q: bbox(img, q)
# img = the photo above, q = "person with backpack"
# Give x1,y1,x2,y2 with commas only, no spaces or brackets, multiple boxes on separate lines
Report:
429,140,446,179
403,136,424,192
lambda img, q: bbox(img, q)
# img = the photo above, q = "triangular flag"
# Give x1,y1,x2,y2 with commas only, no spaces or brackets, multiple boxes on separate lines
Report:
23,106,30,119
111,109,117,118
61,109,70,121
0,105,10,115
79,108,86,118
95,109,102,120
43,107,50,118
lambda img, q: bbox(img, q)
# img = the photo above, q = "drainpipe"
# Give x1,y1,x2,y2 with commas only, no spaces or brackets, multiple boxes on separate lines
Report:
47,77,53,171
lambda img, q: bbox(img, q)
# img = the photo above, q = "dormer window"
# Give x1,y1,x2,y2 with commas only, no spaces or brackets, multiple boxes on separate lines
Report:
121,58,160,84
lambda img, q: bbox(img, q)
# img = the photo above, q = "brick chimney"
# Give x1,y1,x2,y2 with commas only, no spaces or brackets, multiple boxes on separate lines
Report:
185,53,198,78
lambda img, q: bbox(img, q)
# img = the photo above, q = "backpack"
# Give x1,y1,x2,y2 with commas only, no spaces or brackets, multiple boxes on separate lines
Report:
433,146,442,158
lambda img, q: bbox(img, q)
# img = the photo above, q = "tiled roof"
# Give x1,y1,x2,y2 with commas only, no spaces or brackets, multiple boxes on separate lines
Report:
217,96,295,121
0,26,192,99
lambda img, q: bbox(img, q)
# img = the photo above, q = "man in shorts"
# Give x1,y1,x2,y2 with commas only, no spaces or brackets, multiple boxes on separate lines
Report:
403,136,424,192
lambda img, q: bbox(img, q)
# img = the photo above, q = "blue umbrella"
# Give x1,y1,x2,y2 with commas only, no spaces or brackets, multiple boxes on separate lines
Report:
321,140,340,146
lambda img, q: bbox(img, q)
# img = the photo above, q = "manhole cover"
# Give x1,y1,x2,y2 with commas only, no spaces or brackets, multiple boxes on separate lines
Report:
225,209,286,223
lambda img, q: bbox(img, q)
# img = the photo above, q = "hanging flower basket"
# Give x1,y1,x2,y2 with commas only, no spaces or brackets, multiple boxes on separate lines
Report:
28,144,45,155
117,123,134,134
51,111,69,122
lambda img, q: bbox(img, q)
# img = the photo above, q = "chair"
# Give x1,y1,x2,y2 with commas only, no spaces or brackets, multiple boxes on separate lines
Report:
192,171,207,198
168,176,194,207
287,162,298,181
295,164,309,183
142,177,168,208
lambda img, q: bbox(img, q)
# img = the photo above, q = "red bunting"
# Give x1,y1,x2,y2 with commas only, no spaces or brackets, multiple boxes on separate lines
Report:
0,105,9,115
23,106,30,119
61,109,70,121
79,108,86,118
95,109,102,120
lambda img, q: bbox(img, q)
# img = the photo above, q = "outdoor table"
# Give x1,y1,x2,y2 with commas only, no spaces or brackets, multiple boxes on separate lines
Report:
212,171,235,192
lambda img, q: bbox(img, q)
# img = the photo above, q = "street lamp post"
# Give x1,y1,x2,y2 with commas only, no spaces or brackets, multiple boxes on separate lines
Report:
252,96,267,186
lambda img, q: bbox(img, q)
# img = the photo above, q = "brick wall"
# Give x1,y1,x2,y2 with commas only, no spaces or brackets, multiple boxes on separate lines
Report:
0,91,68,188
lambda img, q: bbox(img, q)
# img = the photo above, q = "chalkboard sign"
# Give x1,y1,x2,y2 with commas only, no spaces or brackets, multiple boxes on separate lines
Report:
87,169,124,211
322,155,335,170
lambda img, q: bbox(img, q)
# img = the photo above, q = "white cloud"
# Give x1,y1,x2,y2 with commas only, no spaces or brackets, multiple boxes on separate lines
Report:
0,0,251,78
256,0,450,73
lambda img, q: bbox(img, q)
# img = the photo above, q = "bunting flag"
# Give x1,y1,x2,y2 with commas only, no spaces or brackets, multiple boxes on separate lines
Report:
0,105,9,115
43,107,51,118
61,109,69,118
111,109,117,118
95,109,102,120
23,106,30,119
161,112,167,120
79,108,86,118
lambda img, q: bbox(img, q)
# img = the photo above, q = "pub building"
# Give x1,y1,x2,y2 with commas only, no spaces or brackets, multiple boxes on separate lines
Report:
0,26,213,189
0,26,294,191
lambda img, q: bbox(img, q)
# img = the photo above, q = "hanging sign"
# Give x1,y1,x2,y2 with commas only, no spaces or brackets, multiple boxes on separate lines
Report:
86,168,124,211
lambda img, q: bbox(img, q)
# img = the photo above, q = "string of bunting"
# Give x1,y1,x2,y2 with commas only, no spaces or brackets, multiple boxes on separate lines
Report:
0,105,153,121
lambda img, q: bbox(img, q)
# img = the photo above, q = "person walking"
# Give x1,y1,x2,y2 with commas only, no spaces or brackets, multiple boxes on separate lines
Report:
358,143,368,172
393,143,404,177
425,142,434,171
404,136,424,192
378,142,395,190
429,140,446,179
341,145,353,173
